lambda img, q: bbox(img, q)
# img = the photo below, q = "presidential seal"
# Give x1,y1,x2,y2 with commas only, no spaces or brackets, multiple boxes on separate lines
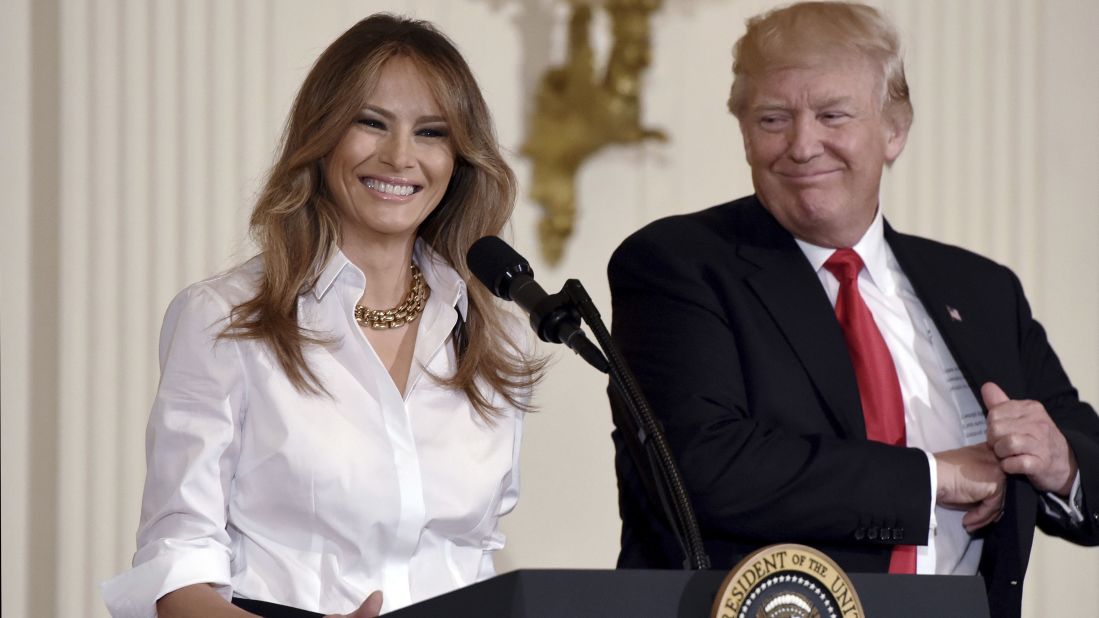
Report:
711,544,865,618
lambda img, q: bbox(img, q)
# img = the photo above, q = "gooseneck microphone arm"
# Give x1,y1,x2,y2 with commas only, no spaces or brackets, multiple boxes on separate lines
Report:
560,279,711,570
466,236,710,570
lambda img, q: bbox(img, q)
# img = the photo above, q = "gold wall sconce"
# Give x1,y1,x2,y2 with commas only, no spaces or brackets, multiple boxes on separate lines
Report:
521,0,666,265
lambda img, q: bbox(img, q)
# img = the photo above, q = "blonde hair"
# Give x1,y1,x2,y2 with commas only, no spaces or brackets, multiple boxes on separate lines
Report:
727,1,913,130
223,14,542,418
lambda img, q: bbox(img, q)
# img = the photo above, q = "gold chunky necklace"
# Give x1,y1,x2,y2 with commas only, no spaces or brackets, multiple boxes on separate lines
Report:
354,263,429,330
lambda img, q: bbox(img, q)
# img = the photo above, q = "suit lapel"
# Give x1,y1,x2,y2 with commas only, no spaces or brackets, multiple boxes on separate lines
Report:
735,206,866,438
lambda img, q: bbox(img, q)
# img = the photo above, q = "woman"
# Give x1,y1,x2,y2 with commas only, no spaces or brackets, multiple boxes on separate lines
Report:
102,14,541,618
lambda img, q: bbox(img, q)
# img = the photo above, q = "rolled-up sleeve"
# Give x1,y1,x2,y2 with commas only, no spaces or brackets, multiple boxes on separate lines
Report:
102,283,247,617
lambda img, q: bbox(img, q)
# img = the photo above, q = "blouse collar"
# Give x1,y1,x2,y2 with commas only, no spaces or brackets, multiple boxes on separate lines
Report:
310,238,469,319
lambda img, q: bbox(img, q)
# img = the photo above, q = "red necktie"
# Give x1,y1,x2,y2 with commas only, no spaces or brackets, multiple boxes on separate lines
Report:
824,249,916,574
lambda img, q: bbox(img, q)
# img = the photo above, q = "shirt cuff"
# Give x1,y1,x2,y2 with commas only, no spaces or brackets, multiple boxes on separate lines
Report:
916,449,938,575
101,539,232,618
1041,470,1085,525
923,449,938,531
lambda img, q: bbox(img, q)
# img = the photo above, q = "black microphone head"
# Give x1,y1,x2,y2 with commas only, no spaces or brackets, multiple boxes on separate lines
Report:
467,236,534,301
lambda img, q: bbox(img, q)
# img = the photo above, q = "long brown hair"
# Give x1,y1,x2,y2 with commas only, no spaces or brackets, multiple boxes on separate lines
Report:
223,14,542,417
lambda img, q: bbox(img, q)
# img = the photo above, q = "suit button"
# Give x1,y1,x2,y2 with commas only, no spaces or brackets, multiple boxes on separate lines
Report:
894,528,905,541
854,527,867,540
868,526,879,540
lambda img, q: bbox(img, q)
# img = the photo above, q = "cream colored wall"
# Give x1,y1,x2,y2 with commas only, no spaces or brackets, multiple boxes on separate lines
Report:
2,1,33,618
2,1,1095,616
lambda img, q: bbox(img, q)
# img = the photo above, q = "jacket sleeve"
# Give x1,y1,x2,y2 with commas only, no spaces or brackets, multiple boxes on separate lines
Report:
1007,271,1099,544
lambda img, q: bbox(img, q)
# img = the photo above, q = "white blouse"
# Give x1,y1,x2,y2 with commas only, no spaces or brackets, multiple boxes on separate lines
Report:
102,240,528,617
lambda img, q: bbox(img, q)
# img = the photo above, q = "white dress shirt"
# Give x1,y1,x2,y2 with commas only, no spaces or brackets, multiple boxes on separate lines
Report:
102,239,530,617
796,211,982,574
796,208,1083,575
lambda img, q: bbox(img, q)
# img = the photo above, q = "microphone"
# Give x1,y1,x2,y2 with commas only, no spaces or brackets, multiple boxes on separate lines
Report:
468,237,709,569
467,236,607,372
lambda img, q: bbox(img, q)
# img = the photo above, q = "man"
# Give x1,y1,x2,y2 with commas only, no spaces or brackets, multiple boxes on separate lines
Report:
607,3,1099,617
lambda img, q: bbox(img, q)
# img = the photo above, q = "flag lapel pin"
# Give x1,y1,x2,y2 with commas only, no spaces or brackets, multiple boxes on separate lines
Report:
946,305,963,322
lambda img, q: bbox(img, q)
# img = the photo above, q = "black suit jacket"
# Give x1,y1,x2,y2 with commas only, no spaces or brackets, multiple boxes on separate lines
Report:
607,196,1099,618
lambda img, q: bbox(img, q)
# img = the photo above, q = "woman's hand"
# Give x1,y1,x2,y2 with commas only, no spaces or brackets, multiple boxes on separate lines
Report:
326,591,383,618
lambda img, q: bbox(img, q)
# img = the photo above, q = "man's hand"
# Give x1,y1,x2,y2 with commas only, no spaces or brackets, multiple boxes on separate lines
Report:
327,591,383,618
983,382,1077,497
934,443,1007,533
